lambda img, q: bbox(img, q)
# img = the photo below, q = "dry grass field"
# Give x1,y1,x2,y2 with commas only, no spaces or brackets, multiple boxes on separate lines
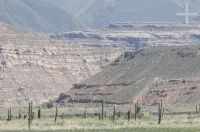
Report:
0,105,199,132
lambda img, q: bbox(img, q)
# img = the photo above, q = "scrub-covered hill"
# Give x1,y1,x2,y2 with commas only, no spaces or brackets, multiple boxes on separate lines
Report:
57,45,200,106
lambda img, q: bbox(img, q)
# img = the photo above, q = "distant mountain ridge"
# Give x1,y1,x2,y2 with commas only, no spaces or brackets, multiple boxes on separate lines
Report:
33,0,200,29
1,0,200,32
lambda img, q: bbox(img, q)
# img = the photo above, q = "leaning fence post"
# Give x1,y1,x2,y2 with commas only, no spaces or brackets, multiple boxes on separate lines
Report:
98,113,101,120
128,107,131,122
102,100,104,120
19,108,21,119
135,103,137,121
113,105,116,123
7,108,11,121
195,106,198,115
38,107,41,119
30,101,33,124
28,102,31,131
84,107,87,119
10,108,12,120
55,105,58,123
158,99,163,124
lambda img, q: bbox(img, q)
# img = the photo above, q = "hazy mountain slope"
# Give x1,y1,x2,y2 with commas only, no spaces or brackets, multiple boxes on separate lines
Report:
1,0,200,32
0,0,82,32
58,45,200,106
47,0,200,27
21,0,83,32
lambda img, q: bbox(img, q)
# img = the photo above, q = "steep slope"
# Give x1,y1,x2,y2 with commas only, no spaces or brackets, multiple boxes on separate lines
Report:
0,23,122,107
0,0,82,32
47,0,200,27
58,45,200,106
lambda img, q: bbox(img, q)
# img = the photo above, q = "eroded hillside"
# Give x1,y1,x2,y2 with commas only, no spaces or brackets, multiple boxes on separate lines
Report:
0,23,122,107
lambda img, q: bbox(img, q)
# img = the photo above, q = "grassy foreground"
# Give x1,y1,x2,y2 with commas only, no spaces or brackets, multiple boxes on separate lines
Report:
0,115,200,132
0,107,200,132
0,128,199,132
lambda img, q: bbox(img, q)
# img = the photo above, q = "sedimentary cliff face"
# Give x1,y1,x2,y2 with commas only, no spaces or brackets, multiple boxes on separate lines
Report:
51,23,200,49
0,23,122,107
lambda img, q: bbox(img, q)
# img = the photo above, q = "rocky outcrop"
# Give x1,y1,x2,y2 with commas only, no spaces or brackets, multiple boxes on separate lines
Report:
107,22,200,31
51,23,200,49
139,80,200,106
